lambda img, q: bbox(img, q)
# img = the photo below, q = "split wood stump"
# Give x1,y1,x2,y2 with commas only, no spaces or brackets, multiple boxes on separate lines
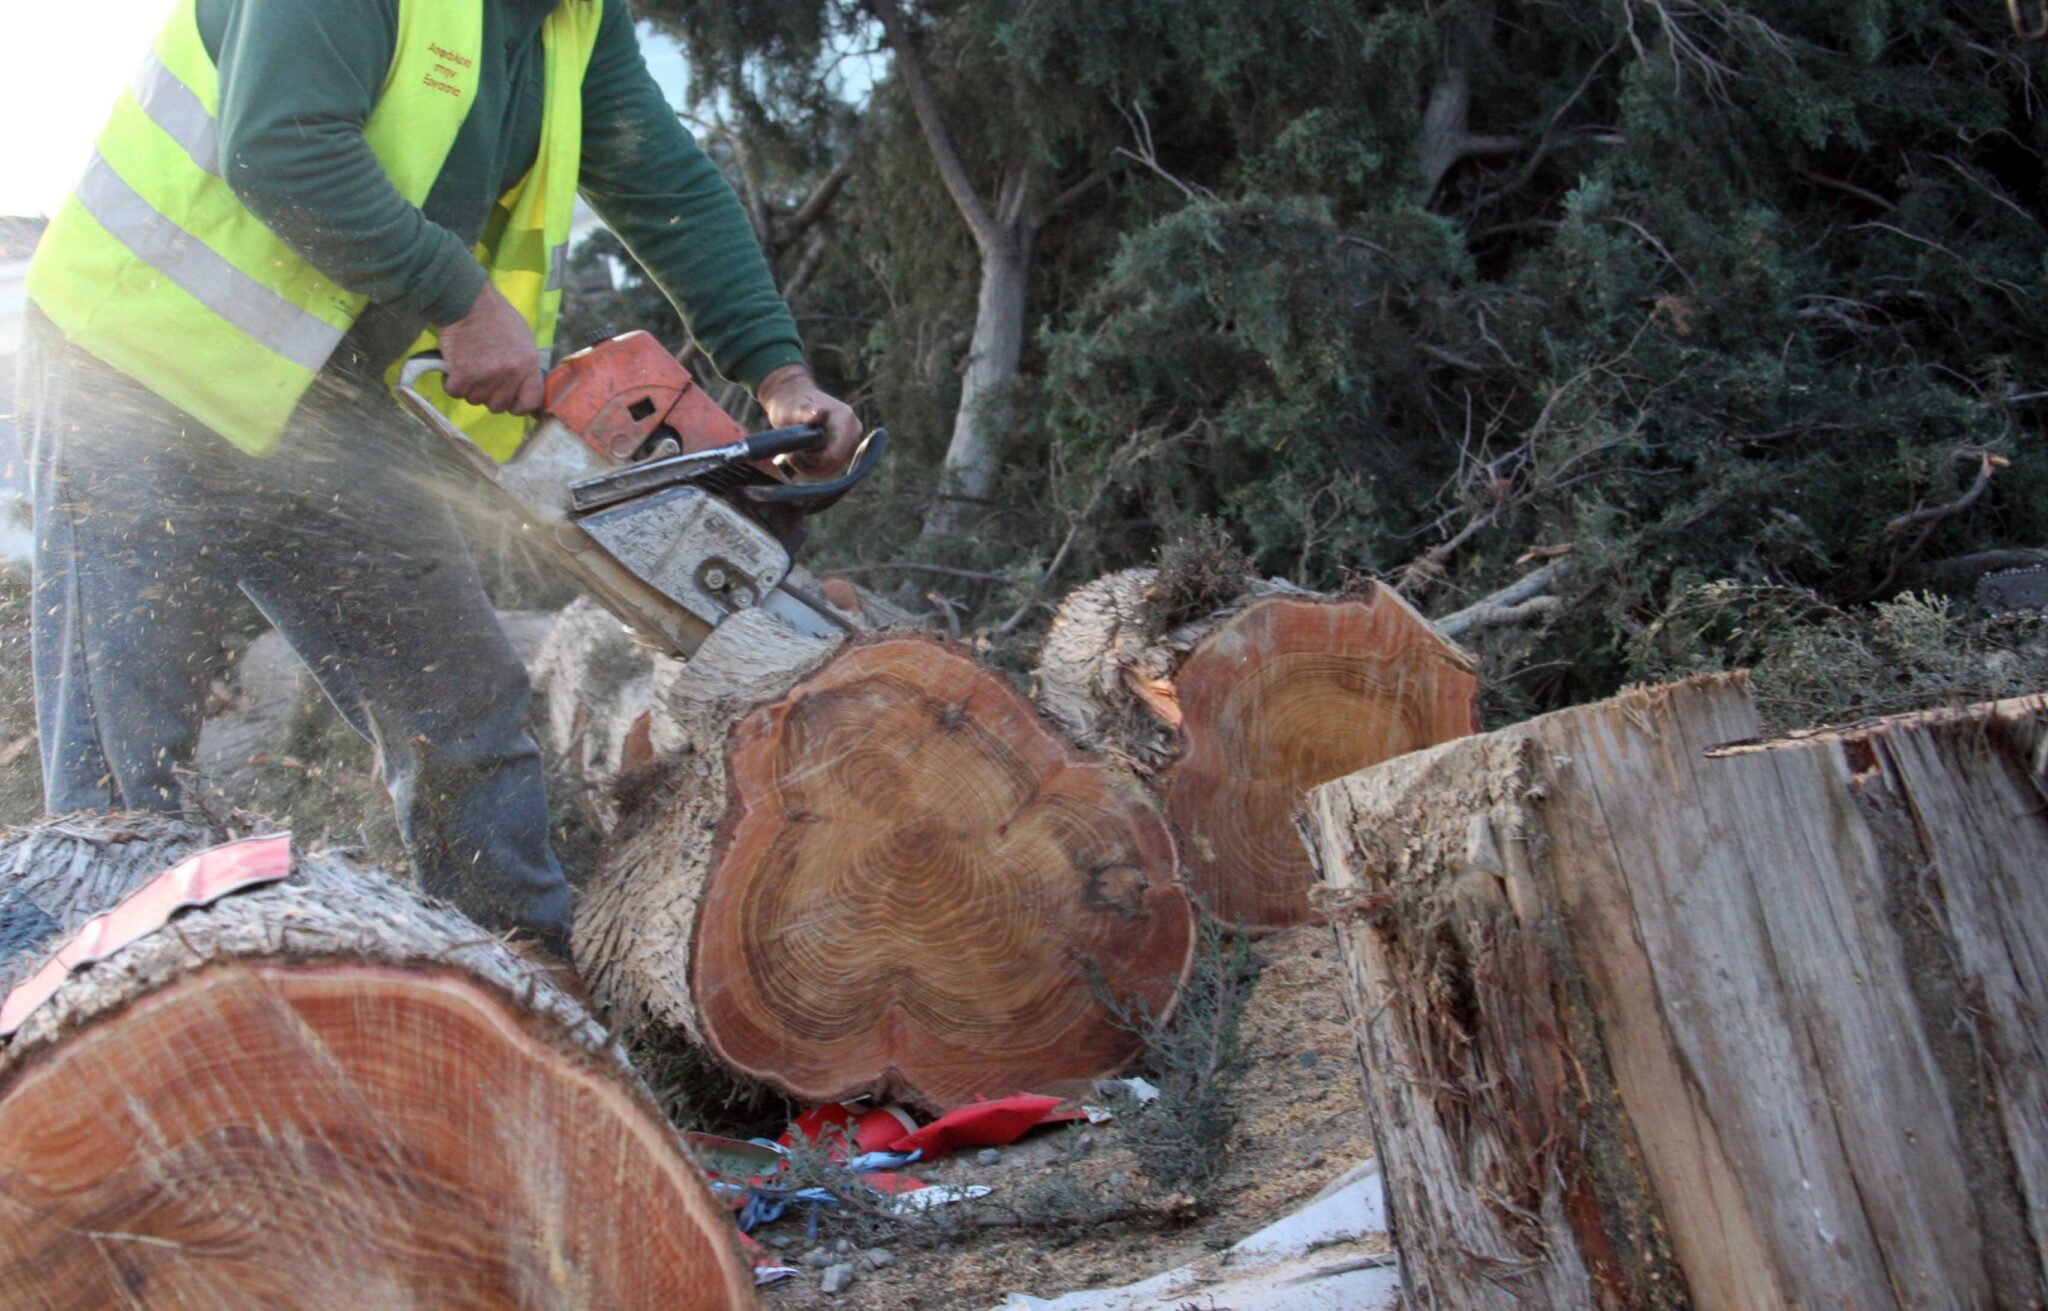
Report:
1037,568,1480,930
576,608,1195,1112
1307,677,2048,1310
0,816,755,1311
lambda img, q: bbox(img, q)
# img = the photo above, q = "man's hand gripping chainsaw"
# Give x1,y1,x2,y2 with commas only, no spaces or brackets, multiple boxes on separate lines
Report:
396,331,886,656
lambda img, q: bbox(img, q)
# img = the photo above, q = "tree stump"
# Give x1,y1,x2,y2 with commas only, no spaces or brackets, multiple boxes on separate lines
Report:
1038,568,1480,930
577,609,1195,1111
1306,678,2048,1310
0,816,755,1311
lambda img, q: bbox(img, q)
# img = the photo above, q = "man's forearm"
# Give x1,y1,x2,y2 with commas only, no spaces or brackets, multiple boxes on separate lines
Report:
207,0,483,321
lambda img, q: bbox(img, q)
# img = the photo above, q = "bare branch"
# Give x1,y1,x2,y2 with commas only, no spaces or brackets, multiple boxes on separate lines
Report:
1041,169,1110,223
866,0,1001,248
1114,100,1217,204
1434,560,1568,641
1885,451,2006,536
831,561,1004,582
783,153,861,246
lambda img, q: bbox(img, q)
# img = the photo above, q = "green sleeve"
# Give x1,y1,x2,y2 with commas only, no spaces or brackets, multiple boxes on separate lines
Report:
576,0,806,391
203,0,486,325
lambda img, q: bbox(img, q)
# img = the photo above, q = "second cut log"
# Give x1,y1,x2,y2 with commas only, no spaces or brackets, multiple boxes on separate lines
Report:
1037,569,1480,930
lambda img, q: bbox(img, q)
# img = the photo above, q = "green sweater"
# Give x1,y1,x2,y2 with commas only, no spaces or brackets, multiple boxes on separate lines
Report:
193,0,804,389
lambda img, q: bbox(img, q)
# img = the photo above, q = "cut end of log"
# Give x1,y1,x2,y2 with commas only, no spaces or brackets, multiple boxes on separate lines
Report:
0,965,751,1308
694,637,1194,1110
0,819,754,1310
1165,589,1479,930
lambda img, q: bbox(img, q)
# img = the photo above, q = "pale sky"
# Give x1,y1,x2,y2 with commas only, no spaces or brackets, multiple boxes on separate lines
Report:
0,8,697,218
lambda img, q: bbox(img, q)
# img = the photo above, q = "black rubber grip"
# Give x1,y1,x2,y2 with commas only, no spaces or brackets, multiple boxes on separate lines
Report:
744,426,828,462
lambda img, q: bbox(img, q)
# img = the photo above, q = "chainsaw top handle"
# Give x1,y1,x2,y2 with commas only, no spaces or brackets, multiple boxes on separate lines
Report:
744,427,888,514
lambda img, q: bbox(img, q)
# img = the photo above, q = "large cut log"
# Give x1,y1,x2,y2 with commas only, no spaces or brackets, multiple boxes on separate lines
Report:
577,609,1195,1111
0,815,755,1311
1037,568,1480,930
1306,678,2048,1310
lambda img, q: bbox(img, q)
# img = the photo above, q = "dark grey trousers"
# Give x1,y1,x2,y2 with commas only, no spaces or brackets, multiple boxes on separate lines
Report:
20,313,572,953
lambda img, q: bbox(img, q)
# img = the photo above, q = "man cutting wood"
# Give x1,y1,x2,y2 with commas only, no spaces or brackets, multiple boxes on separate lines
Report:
18,0,860,963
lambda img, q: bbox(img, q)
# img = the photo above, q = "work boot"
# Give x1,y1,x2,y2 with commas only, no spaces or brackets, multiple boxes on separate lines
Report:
507,937,599,1015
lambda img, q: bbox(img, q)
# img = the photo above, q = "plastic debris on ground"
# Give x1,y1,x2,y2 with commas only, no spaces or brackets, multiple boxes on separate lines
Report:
694,1093,1090,1286
989,1159,1399,1311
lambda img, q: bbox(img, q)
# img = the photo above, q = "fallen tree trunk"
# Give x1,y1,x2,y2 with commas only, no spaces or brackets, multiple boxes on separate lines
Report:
1306,678,2048,1309
577,609,1195,1111
0,815,755,1311
1037,568,1480,930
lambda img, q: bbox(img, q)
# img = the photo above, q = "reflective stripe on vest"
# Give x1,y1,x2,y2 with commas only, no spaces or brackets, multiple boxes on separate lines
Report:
74,153,342,373
27,0,600,457
130,49,219,175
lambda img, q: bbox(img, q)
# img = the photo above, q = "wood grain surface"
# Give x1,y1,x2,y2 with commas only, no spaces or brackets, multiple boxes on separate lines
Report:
698,638,1194,1110
1308,679,2048,1310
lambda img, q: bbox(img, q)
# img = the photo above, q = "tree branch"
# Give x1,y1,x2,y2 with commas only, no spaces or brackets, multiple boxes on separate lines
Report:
783,152,860,247
1040,168,1110,223
830,561,1004,582
1885,451,2005,536
1433,562,1568,638
866,0,1001,249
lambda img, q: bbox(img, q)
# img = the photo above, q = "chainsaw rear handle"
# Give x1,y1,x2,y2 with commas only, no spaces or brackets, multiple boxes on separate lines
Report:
743,427,888,514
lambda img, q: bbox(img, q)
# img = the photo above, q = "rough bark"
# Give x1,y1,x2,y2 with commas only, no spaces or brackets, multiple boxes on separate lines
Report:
0,814,755,1310
577,609,1194,1111
1306,678,2048,1310
529,583,917,833
1037,568,1481,929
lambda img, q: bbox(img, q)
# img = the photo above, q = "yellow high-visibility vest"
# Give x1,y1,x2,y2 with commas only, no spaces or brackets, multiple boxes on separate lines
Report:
27,0,599,459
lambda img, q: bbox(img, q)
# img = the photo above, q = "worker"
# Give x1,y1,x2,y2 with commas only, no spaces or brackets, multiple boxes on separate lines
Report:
18,0,860,972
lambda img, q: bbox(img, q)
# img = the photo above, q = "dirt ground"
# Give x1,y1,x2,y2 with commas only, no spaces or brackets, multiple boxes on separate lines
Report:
753,925,1380,1310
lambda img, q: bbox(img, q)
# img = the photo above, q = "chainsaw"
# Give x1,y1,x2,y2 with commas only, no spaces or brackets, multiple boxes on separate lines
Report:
395,331,886,656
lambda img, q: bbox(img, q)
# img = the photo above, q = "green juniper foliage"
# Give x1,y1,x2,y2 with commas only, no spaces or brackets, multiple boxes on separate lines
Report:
604,0,2048,713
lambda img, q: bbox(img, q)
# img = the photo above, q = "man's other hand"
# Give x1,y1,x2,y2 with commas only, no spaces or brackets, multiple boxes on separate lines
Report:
438,282,545,416
756,365,862,475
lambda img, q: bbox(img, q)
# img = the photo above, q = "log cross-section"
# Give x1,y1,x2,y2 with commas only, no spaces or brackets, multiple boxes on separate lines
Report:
0,817,756,1311
1307,678,2048,1310
579,610,1195,1112
1039,570,1479,930
699,639,1191,1109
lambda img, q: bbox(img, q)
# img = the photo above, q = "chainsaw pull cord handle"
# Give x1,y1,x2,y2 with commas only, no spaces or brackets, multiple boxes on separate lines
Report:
742,427,889,512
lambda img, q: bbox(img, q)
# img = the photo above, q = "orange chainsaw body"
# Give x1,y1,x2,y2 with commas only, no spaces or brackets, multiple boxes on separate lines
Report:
542,330,770,470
